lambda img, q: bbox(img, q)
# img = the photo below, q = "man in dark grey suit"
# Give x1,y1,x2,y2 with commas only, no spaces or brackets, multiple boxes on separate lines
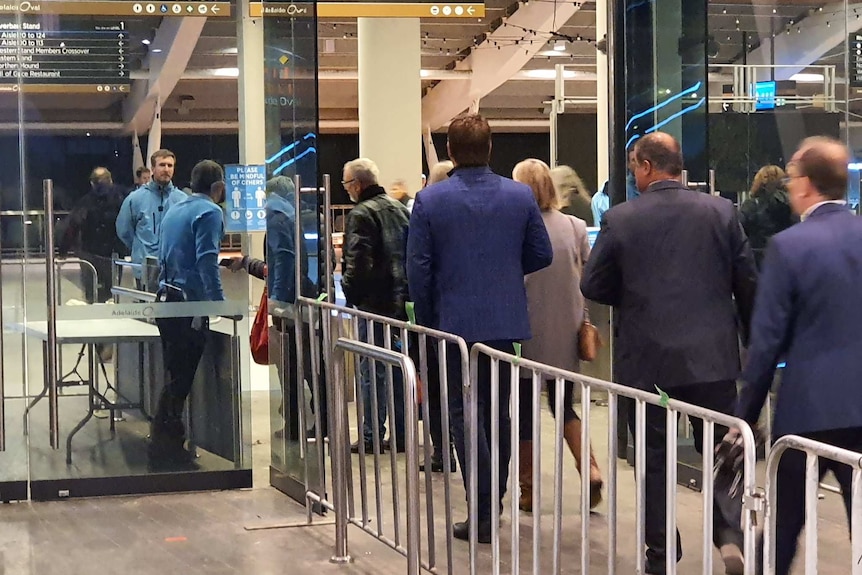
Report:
735,137,862,575
581,132,758,575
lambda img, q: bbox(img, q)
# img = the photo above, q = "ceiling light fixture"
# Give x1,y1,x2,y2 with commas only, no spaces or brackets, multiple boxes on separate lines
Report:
790,73,824,83
141,38,151,45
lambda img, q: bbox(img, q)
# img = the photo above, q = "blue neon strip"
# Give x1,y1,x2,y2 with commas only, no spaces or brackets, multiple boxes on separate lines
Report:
272,147,317,175
646,97,706,133
625,82,702,132
625,134,641,149
266,133,316,164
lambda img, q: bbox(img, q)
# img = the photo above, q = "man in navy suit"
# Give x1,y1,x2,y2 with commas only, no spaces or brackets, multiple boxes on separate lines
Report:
406,113,553,543
581,132,757,575
735,137,862,575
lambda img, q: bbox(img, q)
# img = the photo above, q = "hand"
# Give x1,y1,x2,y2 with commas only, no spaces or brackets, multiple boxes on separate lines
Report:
228,256,246,272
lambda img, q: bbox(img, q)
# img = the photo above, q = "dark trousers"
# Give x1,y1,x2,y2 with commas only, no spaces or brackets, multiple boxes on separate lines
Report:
518,378,579,441
78,251,114,304
358,319,405,444
406,333,447,454
774,426,862,575
626,380,743,573
276,317,329,440
446,340,514,523
156,316,207,403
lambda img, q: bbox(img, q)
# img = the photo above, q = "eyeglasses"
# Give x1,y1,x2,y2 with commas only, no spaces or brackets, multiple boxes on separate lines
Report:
341,178,355,186
781,175,804,186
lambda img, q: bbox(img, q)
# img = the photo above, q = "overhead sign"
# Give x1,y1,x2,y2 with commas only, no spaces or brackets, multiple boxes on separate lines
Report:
0,2,231,17
249,1,485,18
851,33,862,88
225,164,267,233
0,17,129,90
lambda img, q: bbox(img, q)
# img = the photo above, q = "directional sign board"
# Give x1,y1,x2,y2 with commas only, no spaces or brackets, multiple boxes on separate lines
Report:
250,1,485,18
0,18,129,90
225,164,268,233
0,2,231,17
851,33,862,88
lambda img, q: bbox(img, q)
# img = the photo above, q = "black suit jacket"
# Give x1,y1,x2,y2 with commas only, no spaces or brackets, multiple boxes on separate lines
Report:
580,180,758,391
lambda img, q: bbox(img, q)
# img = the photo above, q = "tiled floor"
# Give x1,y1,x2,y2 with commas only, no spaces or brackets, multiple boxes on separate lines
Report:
0,389,854,574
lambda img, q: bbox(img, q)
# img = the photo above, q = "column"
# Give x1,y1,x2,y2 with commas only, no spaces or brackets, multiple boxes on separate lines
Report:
595,0,609,187
358,18,423,194
237,0,266,260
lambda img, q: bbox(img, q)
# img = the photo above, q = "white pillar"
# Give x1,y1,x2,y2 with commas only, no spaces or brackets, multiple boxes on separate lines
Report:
237,0,266,260
358,18,423,195
595,0,609,187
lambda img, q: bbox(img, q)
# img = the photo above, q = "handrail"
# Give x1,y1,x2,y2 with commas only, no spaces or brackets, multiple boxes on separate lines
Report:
110,286,157,303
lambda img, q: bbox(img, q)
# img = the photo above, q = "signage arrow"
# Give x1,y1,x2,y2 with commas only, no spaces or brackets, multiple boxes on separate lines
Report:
467,5,474,15
212,5,220,13
119,71,125,77
119,63,125,69
118,33,125,38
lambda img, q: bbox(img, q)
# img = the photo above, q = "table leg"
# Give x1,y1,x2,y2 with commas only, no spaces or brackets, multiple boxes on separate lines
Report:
23,341,50,436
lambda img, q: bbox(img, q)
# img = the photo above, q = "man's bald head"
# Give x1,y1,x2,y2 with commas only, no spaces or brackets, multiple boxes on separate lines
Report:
632,132,684,192
792,137,849,201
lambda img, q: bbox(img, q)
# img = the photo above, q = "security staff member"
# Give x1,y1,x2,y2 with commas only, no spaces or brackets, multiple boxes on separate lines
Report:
149,160,226,465
116,149,186,287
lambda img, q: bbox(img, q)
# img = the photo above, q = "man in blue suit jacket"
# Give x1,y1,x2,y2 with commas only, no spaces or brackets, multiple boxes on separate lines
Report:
407,113,553,543
736,137,862,575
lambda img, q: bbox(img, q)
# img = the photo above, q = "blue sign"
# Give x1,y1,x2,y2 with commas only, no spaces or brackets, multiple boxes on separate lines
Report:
754,81,776,111
225,164,267,233
586,226,600,249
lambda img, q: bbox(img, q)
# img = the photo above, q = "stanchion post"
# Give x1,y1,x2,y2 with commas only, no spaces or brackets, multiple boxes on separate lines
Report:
329,342,352,564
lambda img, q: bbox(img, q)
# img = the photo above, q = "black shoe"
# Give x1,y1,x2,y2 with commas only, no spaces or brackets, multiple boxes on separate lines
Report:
452,519,491,544
420,451,457,473
350,439,375,454
382,438,406,453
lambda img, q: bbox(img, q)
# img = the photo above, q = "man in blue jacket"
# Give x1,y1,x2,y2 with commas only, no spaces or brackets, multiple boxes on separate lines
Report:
735,137,862,575
150,160,226,465
116,149,186,288
407,113,553,543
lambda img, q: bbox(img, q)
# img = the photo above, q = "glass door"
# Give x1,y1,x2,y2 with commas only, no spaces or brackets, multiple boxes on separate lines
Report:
262,6,328,507
13,4,253,500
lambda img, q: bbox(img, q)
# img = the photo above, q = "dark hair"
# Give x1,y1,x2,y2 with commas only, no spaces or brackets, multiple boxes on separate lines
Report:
89,167,112,186
150,149,176,167
447,113,491,167
190,160,224,195
634,133,684,176
796,137,849,201
135,166,151,178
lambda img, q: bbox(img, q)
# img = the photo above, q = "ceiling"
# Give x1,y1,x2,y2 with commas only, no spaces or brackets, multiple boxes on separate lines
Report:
2,0,857,134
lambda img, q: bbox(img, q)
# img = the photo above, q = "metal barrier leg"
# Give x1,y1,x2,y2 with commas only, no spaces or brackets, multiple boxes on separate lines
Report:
330,345,352,564
607,392,618,575
851,469,862,575
804,453,820,574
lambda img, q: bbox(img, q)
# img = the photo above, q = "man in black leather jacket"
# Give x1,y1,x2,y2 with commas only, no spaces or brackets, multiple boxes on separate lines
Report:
341,158,410,454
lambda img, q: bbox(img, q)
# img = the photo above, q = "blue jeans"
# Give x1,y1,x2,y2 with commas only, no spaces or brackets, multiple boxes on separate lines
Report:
358,319,405,445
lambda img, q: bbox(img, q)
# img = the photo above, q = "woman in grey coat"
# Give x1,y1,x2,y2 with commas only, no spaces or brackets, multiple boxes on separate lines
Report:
513,159,604,511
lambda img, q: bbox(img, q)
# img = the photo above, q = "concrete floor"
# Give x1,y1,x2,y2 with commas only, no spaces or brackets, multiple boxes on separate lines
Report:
0,389,853,574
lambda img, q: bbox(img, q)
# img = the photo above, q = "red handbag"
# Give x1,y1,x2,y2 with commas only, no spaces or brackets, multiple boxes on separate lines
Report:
251,287,271,365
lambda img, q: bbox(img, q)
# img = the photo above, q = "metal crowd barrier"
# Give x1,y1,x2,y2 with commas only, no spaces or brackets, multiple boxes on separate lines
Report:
469,343,761,575
330,336,421,573
289,296,470,575
764,435,862,575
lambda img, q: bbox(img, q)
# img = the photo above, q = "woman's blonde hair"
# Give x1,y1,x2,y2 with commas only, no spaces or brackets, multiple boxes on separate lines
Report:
427,160,454,185
750,165,786,197
550,165,590,207
513,158,559,211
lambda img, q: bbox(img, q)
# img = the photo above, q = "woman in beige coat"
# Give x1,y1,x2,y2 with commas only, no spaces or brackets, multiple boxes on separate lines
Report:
513,158,604,511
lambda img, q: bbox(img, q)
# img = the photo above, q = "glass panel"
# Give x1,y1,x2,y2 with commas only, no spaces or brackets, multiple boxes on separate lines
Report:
0,7,31,497
13,6,251,498
262,7,325,504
